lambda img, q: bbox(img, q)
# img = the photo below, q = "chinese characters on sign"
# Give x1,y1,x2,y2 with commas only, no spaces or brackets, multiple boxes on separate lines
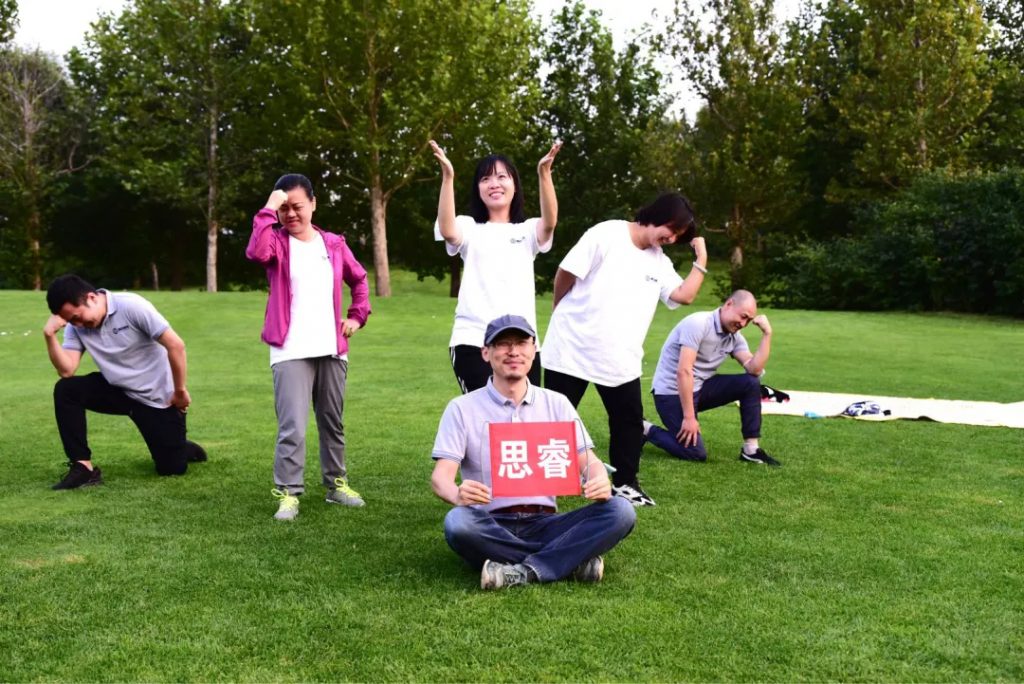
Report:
489,422,581,497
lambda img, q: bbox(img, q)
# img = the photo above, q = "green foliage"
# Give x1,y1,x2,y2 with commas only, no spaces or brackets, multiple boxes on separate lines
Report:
834,0,992,192
1,282,1023,680
251,0,539,295
660,0,807,290
71,0,263,291
0,47,84,289
530,1,668,291
768,168,1024,315
0,0,16,44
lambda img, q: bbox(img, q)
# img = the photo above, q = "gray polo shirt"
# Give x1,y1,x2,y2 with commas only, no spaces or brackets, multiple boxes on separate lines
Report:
651,308,749,395
432,379,594,513
62,291,174,408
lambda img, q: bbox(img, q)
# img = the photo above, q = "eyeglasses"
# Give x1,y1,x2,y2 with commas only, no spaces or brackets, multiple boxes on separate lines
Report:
490,338,534,352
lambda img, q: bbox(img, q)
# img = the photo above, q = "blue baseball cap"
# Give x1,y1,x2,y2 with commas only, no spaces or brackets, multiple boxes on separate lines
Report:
484,314,536,345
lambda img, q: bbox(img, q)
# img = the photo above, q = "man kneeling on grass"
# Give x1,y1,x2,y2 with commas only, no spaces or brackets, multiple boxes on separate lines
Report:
42,274,206,489
430,314,636,590
644,289,780,466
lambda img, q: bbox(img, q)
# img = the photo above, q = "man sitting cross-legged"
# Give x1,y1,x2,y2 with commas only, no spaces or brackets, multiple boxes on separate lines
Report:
430,314,637,590
645,289,780,466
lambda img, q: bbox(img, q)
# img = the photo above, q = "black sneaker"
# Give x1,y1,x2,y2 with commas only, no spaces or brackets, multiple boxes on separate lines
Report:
52,462,103,490
185,441,207,463
739,448,781,467
612,481,656,507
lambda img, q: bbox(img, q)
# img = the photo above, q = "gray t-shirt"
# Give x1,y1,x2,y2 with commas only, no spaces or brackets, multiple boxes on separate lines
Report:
62,291,174,408
432,380,594,513
651,308,749,395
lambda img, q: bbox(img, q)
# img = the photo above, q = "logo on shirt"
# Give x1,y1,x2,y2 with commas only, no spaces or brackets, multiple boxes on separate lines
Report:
645,275,659,283
509,236,526,244
112,325,130,335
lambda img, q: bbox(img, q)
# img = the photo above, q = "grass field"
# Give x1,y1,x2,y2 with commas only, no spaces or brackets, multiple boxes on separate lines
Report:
1,271,1022,681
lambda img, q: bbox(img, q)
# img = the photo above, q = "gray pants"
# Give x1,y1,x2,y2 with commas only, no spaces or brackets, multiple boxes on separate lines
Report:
272,357,348,494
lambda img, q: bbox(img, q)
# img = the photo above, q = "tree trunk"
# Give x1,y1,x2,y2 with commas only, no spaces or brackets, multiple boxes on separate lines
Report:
448,255,461,298
28,205,41,290
206,99,219,292
151,261,160,290
370,181,391,297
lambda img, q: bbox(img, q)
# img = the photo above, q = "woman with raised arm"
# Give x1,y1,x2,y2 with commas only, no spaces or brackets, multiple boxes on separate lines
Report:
429,140,561,393
246,174,371,522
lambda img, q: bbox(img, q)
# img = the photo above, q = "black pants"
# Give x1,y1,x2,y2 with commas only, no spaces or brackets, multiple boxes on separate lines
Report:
449,345,542,394
54,373,190,476
544,369,643,487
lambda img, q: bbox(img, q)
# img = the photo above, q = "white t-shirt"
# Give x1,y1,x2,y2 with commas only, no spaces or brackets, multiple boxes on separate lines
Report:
436,215,551,348
541,220,683,386
270,234,344,366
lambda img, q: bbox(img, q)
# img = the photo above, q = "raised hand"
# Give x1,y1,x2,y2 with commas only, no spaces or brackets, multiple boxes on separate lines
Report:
537,141,562,175
690,236,707,263
429,140,454,179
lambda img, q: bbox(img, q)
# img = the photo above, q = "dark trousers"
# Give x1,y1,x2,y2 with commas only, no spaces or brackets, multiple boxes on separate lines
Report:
648,373,762,461
544,369,643,487
450,345,542,394
54,373,190,476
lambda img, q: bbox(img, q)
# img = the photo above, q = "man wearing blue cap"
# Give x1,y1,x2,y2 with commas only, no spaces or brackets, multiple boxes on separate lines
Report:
430,314,636,590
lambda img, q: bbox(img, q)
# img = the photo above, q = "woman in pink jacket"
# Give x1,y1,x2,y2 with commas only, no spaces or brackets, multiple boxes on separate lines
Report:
246,174,371,521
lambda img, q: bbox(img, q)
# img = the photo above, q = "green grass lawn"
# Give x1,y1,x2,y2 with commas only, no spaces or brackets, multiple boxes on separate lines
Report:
1,271,1022,681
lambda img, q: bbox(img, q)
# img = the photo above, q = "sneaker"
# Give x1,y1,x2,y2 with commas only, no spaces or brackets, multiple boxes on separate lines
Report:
480,560,531,590
612,481,656,507
739,448,782,467
641,419,654,439
185,441,207,463
572,556,604,583
326,477,365,507
272,489,300,521
52,462,103,490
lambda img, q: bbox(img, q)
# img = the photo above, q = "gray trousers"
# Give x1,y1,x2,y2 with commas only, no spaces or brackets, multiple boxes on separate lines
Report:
271,357,348,494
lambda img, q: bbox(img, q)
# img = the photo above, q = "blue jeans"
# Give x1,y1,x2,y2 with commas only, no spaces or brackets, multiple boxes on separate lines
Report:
647,373,762,461
443,497,637,582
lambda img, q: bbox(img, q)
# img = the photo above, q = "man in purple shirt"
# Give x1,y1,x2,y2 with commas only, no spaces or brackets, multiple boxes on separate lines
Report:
430,315,636,590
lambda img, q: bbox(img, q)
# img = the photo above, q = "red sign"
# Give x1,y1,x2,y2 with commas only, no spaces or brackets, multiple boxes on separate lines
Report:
488,421,581,497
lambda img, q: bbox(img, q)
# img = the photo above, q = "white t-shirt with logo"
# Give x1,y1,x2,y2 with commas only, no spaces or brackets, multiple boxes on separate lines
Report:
541,220,683,386
270,233,344,366
436,215,551,348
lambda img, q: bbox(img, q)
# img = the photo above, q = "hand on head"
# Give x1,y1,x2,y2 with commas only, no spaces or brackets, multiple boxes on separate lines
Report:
690,236,707,261
265,189,289,211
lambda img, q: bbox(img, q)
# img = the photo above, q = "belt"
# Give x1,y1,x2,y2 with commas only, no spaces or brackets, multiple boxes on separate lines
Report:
493,504,556,515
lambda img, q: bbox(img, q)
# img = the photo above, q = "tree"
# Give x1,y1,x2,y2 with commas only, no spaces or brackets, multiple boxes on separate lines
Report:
73,0,258,291
254,0,537,296
834,0,992,191
663,0,806,287
0,0,16,45
0,47,85,289
974,0,1024,168
535,1,668,288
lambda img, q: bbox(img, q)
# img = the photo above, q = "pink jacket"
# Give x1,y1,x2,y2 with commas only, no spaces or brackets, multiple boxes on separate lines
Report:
245,208,371,354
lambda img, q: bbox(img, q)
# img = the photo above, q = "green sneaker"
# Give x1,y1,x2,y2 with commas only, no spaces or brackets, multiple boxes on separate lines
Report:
272,489,299,521
326,477,365,507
